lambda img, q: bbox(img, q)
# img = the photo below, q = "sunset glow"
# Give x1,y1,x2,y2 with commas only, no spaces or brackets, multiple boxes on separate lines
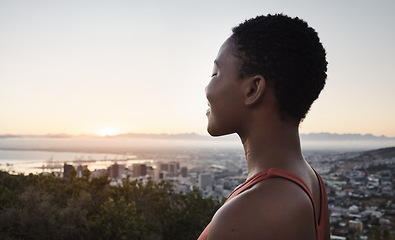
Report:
0,1,394,137
97,128,120,137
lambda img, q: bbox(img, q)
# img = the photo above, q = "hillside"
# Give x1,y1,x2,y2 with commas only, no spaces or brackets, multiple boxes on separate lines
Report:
356,146,395,160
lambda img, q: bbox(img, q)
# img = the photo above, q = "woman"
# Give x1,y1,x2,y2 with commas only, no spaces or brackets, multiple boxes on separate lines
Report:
199,14,330,240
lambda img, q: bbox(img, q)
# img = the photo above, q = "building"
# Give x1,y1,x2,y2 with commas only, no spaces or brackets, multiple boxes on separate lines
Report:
169,162,180,174
133,164,147,177
108,163,121,179
76,165,88,178
181,167,188,177
160,163,169,172
348,220,363,232
199,173,212,191
63,163,74,178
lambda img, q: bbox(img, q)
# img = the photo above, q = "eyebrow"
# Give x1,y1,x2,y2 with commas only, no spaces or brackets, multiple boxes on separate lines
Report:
214,60,219,66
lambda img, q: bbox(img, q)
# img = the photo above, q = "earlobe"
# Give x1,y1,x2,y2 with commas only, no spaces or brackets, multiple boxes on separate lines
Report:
244,75,266,106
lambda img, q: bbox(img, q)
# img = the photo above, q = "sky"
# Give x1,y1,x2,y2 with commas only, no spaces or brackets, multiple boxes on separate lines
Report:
0,0,394,137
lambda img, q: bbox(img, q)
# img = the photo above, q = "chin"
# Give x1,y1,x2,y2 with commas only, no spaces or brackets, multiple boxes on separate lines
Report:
208,131,223,137
207,126,233,137
207,126,221,137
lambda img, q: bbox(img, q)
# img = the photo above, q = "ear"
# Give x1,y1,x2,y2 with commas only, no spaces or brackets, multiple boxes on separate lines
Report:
244,75,266,106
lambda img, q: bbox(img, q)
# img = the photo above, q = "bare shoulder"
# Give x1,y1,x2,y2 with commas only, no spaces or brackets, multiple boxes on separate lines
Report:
207,178,316,240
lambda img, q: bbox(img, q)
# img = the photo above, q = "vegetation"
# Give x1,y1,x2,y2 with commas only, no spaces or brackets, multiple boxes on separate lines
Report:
0,170,222,240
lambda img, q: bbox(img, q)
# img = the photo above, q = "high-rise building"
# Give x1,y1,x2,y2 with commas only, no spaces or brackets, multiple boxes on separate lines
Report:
199,173,212,191
133,164,147,177
169,162,180,173
160,163,169,172
108,163,120,179
63,163,74,178
181,167,188,177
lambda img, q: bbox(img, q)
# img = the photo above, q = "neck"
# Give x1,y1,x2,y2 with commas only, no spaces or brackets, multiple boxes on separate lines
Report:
239,119,305,179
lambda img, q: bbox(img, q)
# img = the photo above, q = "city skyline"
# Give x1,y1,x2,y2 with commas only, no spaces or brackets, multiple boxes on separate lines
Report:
1,1,394,137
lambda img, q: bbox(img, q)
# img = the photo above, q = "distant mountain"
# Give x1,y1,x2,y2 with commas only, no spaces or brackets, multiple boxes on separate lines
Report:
116,132,209,140
0,133,76,138
0,133,394,153
330,146,395,163
357,146,395,160
0,132,394,141
300,133,395,141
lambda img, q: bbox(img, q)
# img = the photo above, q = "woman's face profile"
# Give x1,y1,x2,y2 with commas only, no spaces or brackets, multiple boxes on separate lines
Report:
205,39,245,137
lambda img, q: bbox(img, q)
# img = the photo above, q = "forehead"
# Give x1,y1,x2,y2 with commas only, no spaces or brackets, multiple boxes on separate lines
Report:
215,39,240,67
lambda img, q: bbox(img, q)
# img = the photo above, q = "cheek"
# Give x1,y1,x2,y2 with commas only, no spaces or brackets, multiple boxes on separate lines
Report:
206,76,243,111
205,80,219,104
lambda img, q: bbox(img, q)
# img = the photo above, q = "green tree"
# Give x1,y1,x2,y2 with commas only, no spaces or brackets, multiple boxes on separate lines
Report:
0,170,223,240
90,197,145,240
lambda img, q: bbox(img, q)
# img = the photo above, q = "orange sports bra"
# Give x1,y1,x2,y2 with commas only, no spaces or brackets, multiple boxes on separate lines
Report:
198,168,328,240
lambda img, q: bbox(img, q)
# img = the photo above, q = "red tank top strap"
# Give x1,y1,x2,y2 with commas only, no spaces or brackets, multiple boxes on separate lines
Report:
224,169,270,203
315,169,329,239
197,170,272,240
226,168,321,240
265,168,319,223
265,168,328,240
198,168,328,240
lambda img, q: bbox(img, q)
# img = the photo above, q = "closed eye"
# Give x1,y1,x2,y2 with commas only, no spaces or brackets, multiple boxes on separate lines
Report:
211,73,217,77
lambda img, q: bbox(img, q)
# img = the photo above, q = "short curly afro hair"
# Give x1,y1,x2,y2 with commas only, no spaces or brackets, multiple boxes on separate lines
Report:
230,14,327,122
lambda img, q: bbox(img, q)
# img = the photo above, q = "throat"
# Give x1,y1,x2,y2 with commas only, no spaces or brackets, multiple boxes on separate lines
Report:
243,138,304,179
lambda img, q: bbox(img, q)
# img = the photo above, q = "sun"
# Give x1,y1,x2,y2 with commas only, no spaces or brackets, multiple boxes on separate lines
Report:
97,127,120,137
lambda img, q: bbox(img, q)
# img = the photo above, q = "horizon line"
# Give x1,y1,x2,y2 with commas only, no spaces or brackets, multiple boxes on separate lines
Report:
0,132,394,139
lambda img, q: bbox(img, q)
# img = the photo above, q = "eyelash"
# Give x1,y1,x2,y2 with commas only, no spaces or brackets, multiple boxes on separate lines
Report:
211,73,217,77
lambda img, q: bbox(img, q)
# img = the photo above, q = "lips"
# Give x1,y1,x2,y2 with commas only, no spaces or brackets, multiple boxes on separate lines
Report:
206,102,211,116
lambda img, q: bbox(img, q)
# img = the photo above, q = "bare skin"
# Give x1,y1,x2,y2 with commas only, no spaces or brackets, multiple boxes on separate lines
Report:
205,39,330,240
